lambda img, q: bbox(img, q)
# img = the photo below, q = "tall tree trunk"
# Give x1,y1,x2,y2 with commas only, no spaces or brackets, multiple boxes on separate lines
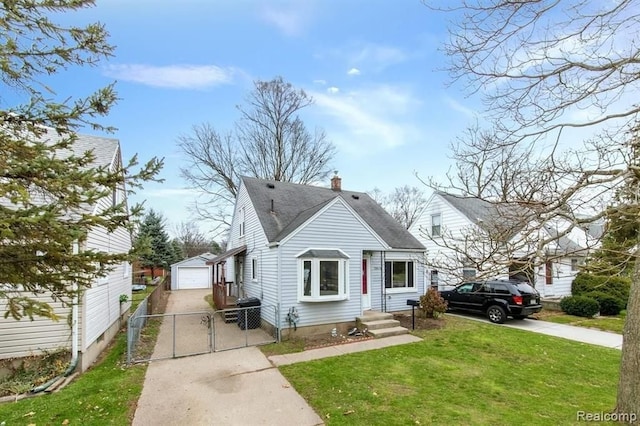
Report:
616,254,640,422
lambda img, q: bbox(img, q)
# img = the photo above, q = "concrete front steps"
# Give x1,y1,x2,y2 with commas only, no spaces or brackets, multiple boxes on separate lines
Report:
356,311,409,338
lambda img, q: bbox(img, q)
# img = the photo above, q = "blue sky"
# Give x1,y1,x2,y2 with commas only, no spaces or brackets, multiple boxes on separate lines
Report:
49,0,479,237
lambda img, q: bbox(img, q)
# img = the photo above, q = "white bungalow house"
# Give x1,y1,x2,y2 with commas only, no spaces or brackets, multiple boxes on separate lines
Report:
0,131,132,371
209,176,426,336
409,191,601,298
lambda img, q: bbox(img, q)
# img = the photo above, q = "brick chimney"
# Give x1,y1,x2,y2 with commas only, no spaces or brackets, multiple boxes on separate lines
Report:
331,172,342,191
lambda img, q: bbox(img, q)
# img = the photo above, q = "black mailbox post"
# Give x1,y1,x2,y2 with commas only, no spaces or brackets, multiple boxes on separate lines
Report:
406,299,419,330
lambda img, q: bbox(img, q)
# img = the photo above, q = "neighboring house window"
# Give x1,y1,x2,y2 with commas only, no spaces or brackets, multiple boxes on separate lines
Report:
462,268,476,281
385,261,415,291
123,262,130,278
240,206,246,236
298,249,349,301
430,270,439,288
545,260,553,285
570,258,581,272
431,214,441,237
252,257,257,281
112,184,124,207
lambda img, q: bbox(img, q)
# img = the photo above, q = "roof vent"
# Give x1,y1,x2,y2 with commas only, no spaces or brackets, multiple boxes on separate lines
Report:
351,194,360,200
267,183,275,189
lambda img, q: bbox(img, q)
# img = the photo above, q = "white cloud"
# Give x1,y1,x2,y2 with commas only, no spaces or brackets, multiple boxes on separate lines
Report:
327,86,340,94
103,64,235,89
313,79,327,85
310,85,421,154
347,67,361,76
443,95,477,118
260,3,314,37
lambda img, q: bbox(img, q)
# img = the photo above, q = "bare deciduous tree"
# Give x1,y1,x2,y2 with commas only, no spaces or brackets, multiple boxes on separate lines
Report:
388,186,428,229
368,186,427,229
173,221,218,258
179,77,336,231
429,0,640,416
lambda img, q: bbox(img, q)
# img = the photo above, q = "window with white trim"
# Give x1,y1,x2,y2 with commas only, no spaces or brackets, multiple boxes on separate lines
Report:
385,261,415,291
298,249,349,301
239,206,246,237
462,268,476,281
123,261,130,278
431,214,441,237
252,257,258,280
430,270,439,288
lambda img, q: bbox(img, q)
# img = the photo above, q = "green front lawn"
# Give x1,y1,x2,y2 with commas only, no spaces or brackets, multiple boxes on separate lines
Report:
0,331,147,425
280,316,620,425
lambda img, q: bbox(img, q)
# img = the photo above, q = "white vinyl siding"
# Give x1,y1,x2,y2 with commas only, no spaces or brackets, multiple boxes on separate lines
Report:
228,184,267,250
83,217,132,349
0,296,71,358
409,194,483,290
278,199,386,327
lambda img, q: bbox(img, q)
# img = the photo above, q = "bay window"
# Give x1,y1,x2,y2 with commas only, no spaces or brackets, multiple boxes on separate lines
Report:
298,249,349,301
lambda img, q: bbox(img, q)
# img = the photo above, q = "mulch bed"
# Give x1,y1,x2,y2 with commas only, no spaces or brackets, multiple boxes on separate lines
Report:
393,313,446,331
303,335,374,350
298,313,445,350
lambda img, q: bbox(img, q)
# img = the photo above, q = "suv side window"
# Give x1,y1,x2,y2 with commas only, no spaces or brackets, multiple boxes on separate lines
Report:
457,283,475,293
471,283,484,292
491,283,510,295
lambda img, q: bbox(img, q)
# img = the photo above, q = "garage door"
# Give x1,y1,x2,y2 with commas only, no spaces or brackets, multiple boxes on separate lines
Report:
177,267,210,290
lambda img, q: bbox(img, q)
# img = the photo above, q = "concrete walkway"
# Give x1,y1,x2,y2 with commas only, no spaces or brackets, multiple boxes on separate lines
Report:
269,334,422,366
132,289,323,426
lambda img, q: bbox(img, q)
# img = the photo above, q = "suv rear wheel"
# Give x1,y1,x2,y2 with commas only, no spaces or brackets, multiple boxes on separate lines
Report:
487,305,506,324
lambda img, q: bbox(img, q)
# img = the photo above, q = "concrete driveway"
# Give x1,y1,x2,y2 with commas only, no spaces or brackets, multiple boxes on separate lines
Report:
449,312,623,349
132,289,323,426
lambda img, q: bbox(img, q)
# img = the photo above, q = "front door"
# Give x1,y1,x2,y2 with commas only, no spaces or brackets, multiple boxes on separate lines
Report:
362,257,371,310
235,256,244,298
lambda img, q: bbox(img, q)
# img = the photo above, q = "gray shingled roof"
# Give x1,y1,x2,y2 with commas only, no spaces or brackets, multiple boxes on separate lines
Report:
437,191,601,253
436,191,533,240
436,192,497,225
44,127,119,168
0,127,120,213
242,177,425,250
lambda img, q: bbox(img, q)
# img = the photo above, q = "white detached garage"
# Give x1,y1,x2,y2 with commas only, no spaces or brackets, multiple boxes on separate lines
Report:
170,252,217,290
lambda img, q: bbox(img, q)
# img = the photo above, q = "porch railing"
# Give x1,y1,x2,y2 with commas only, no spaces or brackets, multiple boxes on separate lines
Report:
213,282,228,309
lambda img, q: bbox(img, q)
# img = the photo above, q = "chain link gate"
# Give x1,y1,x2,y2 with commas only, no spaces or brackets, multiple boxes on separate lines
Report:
128,305,278,363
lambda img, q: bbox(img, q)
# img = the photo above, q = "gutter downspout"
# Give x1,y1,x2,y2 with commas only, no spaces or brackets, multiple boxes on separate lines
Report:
276,243,282,342
30,242,80,394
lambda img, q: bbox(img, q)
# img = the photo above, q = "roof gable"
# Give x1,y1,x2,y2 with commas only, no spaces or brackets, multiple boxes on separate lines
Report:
241,177,424,250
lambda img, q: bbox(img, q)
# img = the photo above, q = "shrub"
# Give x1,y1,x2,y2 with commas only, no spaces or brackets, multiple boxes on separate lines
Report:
560,295,600,318
572,273,630,304
584,291,624,316
419,288,448,319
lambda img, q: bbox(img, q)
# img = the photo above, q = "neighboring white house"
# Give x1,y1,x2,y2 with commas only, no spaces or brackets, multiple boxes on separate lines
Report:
0,131,132,372
170,253,216,290
409,191,601,298
209,175,426,335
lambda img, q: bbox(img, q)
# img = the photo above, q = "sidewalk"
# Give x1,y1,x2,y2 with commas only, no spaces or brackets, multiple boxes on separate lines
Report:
268,334,422,366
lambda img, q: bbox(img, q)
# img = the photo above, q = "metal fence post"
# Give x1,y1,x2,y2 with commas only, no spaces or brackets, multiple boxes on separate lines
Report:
172,314,176,358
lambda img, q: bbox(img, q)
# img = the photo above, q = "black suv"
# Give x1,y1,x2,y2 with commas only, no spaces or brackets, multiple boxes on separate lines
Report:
439,280,542,324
